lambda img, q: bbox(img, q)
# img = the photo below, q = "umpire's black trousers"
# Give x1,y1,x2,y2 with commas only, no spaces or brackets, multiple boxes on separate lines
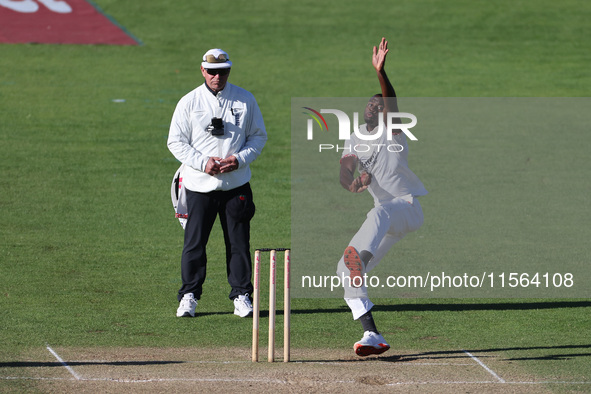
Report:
178,183,255,302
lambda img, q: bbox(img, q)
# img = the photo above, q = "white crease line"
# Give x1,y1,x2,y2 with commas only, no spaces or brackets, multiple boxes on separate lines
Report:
63,359,472,366
0,375,351,384
65,359,248,365
401,362,475,366
463,350,505,383
1,376,590,385
293,361,474,366
46,346,82,381
387,380,591,386
2,377,73,381
83,377,301,383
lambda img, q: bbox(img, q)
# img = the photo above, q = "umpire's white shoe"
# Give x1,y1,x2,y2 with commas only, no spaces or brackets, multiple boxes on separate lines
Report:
233,294,253,317
176,293,197,317
354,331,390,357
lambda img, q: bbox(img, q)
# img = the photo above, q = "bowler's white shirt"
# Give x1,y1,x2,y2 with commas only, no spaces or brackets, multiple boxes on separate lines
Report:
167,83,267,192
342,124,427,204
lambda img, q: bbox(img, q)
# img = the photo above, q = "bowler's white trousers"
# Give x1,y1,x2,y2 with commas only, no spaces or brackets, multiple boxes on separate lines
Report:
336,194,424,319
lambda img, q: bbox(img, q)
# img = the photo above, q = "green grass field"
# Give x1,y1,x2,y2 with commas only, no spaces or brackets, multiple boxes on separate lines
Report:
1,0,590,391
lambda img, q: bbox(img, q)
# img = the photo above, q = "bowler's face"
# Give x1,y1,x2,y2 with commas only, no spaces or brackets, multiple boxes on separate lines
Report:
201,66,230,93
364,95,384,130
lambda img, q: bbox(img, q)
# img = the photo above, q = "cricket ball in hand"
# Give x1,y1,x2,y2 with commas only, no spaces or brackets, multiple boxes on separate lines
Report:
360,172,371,186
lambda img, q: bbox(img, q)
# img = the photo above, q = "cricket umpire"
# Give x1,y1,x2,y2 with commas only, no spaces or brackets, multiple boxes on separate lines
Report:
167,48,267,318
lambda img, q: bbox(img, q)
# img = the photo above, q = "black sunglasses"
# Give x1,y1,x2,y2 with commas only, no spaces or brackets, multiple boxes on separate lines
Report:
206,68,230,76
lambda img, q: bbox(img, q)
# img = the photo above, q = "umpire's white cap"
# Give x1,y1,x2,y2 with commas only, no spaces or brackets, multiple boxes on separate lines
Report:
201,48,232,69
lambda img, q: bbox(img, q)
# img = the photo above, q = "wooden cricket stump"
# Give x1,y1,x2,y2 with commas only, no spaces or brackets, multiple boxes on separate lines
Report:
252,248,291,362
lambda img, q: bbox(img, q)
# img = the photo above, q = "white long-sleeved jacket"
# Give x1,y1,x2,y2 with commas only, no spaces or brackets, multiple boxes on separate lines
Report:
167,83,267,192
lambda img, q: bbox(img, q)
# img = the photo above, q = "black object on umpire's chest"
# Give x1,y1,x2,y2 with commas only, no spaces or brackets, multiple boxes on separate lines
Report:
209,117,224,136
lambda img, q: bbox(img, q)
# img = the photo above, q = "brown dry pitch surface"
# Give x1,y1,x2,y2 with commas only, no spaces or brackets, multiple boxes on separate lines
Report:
1,346,589,393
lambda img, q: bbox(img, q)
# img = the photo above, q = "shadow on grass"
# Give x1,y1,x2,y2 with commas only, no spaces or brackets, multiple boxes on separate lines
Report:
186,301,591,317
194,300,591,318
400,344,591,362
290,300,591,315
290,301,591,364
298,344,591,364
